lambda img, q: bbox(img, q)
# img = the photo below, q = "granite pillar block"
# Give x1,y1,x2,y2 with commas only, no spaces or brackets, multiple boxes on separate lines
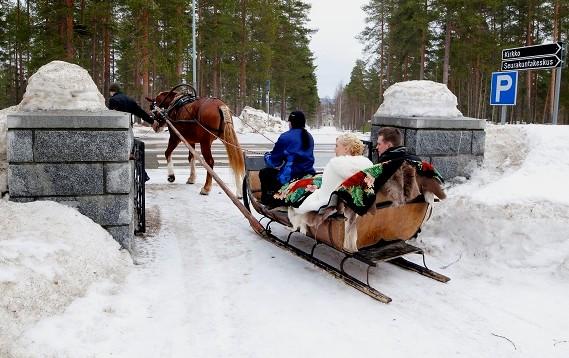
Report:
430,155,483,179
7,111,139,251
472,130,486,156
409,130,472,156
105,162,133,194
41,194,132,226
105,224,134,253
404,129,417,149
7,111,130,129
7,130,33,162
35,130,131,162
8,163,104,197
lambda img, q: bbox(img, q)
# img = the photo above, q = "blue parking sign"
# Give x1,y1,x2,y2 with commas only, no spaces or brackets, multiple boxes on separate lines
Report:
490,71,518,106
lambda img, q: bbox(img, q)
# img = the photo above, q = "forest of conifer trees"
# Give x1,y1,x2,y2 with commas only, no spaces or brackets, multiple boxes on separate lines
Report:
1,1,567,128
329,0,568,130
0,0,319,119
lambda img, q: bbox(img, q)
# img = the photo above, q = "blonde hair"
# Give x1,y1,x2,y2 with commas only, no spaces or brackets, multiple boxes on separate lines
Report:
337,133,365,156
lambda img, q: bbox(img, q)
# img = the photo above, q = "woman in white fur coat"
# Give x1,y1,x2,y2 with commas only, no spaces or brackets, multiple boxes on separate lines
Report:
294,133,373,214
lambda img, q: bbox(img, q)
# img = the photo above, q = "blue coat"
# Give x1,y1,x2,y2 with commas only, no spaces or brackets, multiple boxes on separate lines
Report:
264,128,316,184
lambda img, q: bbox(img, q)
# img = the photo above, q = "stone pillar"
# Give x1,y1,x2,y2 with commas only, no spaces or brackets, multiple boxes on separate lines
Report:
7,111,135,251
371,116,486,179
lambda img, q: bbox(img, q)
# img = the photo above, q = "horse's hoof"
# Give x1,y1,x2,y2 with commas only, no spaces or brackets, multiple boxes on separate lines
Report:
167,175,175,183
186,178,195,184
199,188,210,195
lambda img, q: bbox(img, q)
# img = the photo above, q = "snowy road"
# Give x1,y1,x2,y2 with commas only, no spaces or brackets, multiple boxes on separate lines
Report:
17,170,569,357
119,176,569,357
9,125,569,357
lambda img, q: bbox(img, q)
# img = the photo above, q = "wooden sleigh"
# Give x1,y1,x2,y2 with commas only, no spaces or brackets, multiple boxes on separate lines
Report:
242,154,450,303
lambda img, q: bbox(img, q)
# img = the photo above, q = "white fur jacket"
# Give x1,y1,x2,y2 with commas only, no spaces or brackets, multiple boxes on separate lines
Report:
294,155,374,214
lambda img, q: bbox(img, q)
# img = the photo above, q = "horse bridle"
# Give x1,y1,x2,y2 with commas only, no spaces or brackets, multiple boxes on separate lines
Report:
149,100,168,126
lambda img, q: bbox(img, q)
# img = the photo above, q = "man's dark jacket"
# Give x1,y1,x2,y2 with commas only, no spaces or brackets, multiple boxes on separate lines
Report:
108,92,153,124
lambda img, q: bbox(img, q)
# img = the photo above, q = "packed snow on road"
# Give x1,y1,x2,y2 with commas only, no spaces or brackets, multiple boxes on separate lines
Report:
2,119,569,357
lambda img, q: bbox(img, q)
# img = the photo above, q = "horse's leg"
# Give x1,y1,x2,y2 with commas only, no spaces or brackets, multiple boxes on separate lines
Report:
234,171,243,199
165,134,181,183
199,141,215,195
186,144,196,184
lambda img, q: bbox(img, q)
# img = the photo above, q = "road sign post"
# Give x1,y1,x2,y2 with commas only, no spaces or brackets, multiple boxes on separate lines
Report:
552,42,565,125
490,71,518,125
501,55,561,71
502,42,562,60
499,42,565,125
501,106,507,125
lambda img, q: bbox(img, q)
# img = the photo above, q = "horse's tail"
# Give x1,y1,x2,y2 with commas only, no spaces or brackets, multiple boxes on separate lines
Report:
219,105,245,195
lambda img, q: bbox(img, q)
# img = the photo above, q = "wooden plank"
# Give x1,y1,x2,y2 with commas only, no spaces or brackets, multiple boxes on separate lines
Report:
354,240,423,266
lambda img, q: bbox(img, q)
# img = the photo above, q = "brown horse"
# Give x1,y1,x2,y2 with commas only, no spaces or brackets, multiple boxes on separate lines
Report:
147,92,245,197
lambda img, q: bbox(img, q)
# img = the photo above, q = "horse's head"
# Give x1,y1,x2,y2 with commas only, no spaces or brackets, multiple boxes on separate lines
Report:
155,91,179,109
146,91,179,127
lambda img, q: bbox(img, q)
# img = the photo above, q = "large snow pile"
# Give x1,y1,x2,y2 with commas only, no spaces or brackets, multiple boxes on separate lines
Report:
421,124,569,275
376,80,463,117
0,106,18,194
0,200,131,355
237,106,288,134
18,61,106,112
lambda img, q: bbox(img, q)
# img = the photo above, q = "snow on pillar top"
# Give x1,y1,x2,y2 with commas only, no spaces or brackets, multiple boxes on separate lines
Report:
375,80,463,118
18,61,106,112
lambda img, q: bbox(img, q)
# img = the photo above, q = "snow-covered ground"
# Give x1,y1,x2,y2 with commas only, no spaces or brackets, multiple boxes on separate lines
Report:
0,200,130,356
2,123,569,357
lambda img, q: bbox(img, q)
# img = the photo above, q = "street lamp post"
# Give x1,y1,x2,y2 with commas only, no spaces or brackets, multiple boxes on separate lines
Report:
192,0,197,92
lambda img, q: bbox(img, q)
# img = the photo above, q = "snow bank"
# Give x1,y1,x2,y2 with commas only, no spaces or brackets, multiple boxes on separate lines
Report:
0,200,131,356
0,106,19,195
421,124,569,275
376,80,463,117
18,61,106,112
237,106,288,134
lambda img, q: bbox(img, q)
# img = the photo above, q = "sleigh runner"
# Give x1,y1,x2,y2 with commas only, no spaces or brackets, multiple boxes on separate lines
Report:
242,154,450,303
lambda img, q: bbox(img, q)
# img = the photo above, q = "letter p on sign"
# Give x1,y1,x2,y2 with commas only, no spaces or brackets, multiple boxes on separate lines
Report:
490,71,518,106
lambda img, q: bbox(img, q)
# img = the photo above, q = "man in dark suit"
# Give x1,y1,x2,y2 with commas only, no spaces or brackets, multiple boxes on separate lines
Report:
108,83,152,182
108,83,155,127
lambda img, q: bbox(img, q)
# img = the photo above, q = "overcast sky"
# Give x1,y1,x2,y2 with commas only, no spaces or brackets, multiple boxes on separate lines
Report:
308,0,368,99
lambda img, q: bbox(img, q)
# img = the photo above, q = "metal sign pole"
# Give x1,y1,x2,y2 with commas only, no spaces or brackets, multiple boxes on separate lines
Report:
501,106,507,125
266,79,270,120
552,43,565,125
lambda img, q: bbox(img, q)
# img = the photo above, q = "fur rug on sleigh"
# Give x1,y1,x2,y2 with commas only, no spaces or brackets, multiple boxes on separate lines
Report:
278,156,446,252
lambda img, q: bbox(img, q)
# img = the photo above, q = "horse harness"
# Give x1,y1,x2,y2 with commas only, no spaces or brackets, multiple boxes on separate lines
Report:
150,94,226,136
149,91,265,155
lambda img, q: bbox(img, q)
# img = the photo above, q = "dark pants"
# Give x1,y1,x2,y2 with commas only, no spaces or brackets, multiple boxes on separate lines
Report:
259,167,285,208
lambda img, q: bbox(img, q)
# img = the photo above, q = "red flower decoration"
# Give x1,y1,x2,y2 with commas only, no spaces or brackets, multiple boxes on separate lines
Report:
288,178,314,192
421,161,434,172
341,171,366,188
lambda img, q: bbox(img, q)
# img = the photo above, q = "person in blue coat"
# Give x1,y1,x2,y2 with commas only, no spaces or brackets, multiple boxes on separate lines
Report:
260,110,316,206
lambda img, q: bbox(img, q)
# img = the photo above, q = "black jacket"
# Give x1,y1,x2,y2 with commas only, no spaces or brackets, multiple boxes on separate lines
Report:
378,146,419,163
108,92,153,124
